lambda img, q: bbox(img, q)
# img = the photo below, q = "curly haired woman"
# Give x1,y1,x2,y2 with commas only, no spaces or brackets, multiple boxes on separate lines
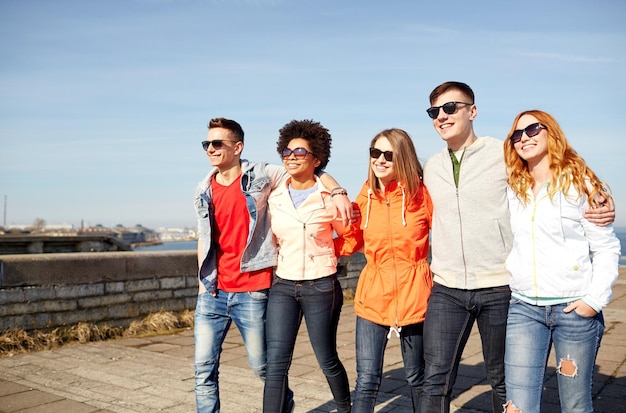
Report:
263,119,352,413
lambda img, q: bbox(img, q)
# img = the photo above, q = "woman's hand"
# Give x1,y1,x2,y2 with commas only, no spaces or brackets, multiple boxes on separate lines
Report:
563,299,598,317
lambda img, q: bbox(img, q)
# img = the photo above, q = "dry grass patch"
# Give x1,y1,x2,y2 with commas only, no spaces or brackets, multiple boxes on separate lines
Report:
0,309,194,358
124,311,186,336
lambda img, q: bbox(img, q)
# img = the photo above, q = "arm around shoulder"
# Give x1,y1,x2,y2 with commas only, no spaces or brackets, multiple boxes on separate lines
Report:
333,203,363,257
319,172,354,225
584,194,616,227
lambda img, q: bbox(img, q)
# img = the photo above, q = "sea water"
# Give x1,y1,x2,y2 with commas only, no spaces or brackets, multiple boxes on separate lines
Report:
134,240,197,251
138,231,626,265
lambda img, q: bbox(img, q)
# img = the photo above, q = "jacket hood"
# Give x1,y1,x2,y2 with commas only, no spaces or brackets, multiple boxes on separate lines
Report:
362,180,408,229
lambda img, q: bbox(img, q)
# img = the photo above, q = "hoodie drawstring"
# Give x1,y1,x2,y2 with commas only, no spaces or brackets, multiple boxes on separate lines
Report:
364,188,373,229
364,184,407,227
387,326,402,339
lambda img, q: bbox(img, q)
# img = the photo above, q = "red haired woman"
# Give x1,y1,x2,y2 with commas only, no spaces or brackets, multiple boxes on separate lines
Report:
503,110,621,413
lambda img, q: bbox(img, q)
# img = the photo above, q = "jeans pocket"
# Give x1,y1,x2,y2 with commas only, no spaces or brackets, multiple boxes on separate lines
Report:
312,275,336,293
571,307,598,319
493,285,512,294
248,289,269,301
195,291,213,314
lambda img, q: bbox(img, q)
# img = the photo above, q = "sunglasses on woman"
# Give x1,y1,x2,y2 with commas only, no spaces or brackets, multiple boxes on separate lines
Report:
369,147,393,162
509,122,545,144
201,139,237,151
426,101,473,119
282,147,313,160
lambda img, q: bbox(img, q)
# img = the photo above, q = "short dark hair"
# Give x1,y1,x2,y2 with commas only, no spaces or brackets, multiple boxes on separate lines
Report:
208,117,244,143
276,119,331,175
429,81,475,105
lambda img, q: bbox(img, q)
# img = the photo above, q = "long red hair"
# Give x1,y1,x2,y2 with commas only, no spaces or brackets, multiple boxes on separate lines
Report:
503,110,609,207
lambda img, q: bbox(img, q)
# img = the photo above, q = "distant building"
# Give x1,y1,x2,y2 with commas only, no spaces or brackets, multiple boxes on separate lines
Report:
80,225,159,246
157,227,197,242
2,223,196,246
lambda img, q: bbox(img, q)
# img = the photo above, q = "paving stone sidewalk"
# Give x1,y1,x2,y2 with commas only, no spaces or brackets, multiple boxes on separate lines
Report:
1,268,625,413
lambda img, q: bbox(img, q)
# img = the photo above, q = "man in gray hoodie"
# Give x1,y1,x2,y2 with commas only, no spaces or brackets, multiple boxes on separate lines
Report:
418,81,615,413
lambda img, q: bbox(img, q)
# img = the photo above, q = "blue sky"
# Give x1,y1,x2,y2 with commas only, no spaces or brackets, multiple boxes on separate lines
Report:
1,0,625,229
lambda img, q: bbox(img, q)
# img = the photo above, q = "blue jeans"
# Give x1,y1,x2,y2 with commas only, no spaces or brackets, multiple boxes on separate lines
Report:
263,274,351,413
354,316,425,412
505,299,604,413
194,289,268,413
419,283,510,413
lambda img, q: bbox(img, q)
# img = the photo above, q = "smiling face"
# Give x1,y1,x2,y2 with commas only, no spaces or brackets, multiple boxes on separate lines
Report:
204,127,242,170
282,138,320,183
512,114,549,166
431,89,477,150
370,136,396,187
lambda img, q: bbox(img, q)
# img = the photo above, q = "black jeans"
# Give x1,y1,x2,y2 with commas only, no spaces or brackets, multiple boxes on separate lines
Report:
353,316,424,412
263,275,351,413
419,283,510,413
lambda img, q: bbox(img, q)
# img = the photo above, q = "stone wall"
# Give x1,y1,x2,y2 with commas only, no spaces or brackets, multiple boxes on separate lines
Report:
0,251,365,332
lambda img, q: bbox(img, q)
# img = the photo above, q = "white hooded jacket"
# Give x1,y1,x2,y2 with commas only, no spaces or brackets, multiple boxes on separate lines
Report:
505,184,621,311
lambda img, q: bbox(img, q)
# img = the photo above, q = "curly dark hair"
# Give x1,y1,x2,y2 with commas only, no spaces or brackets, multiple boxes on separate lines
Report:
276,119,332,175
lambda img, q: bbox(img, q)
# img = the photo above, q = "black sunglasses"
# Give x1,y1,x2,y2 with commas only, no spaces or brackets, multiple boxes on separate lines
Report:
369,147,393,162
282,147,313,160
426,101,473,119
202,139,238,151
509,122,545,144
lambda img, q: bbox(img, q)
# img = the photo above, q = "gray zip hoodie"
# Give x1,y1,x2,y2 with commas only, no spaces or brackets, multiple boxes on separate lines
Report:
424,136,512,289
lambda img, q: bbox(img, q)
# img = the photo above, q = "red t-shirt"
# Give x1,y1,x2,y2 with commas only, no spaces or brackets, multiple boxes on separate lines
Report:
211,175,273,292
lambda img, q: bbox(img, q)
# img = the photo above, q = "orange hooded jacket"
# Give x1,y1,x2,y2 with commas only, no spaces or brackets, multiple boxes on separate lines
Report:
337,180,433,328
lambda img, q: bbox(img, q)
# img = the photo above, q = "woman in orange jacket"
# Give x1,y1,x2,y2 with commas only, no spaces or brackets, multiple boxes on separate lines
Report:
337,128,433,412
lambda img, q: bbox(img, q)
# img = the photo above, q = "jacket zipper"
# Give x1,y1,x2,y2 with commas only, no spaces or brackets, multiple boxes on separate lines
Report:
302,222,307,279
456,187,468,286
386,197,400,329
531,193,547,303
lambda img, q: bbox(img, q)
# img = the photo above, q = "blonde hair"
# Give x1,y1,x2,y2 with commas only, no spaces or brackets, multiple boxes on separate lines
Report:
503,110,609,207
367,128,423,201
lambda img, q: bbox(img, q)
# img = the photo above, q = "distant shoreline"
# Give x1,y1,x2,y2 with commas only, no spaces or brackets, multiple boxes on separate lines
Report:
131,240,163,248
134,240,197,251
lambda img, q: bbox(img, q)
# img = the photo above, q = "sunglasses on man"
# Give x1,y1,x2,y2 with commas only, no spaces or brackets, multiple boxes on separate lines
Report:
426,101,473,119
201,139,238,151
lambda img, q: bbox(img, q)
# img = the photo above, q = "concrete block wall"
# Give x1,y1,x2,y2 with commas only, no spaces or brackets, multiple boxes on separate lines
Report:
0,251,366,332
338,252,365,292
0,251,198,332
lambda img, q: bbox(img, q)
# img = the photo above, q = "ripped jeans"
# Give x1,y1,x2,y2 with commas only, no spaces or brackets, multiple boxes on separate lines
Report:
504,299,604,413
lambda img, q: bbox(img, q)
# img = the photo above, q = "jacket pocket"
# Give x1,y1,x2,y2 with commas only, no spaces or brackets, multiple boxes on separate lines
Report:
195,193,211,218
246,176,271,193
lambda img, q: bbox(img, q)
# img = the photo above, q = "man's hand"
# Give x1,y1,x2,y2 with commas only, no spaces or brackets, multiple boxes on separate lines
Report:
318,173,355,226
332,194,354,226
584,195,615,227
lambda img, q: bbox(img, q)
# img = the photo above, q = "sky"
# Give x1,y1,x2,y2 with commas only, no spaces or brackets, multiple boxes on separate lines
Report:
1,0,625,230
